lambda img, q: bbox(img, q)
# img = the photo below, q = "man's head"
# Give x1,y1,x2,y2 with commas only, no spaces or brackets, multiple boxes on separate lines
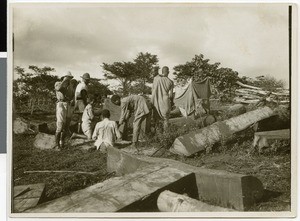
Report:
61,72,73,84
87,94,96,104
70,79,78,87
111,95,121,106
101,109,111,119
161,66,169,77
81,73,91,84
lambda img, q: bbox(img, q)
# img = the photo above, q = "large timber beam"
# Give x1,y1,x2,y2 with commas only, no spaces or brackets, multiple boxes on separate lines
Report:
170,106,274,156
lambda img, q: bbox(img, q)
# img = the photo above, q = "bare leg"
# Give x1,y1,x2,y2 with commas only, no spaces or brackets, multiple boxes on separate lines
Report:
55,132,61,148
65,117,72,134
60,131,66,148
77,123,81,133
163,116,170,133
70,129,92,140
70,133,88,140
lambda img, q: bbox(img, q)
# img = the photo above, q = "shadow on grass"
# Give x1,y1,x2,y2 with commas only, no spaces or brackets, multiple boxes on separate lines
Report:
259,189,282,203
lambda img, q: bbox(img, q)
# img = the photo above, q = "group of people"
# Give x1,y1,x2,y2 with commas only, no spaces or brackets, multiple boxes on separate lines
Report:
54,66,174,153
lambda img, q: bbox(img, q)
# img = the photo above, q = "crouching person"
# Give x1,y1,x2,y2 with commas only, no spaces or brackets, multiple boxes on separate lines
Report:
92,109,122,153
70,95,95,140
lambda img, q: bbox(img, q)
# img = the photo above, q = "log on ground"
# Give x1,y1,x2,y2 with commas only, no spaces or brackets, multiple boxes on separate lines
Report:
157,190,235,212
107,147,264,211
170,106,274,156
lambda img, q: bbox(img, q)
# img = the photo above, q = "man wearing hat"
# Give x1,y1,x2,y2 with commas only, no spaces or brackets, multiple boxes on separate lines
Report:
74,73,91,133
151,66,174,132
54,72,74,149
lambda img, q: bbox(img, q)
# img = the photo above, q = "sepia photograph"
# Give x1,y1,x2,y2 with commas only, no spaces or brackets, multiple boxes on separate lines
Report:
8,2,296,218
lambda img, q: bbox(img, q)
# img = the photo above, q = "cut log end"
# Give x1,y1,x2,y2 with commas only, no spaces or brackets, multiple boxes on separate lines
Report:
157,190,235,212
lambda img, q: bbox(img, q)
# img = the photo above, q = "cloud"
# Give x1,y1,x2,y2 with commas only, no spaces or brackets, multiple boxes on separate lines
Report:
13,3,289,86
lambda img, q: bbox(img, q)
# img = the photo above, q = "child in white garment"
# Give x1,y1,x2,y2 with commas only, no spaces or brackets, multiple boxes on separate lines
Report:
70,95,95,140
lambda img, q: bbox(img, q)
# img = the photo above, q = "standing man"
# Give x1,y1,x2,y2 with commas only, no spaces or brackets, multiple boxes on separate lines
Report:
151,66,174,132
75,73,91,133
65,78,78,133
54,72,74,149
115,94,150,152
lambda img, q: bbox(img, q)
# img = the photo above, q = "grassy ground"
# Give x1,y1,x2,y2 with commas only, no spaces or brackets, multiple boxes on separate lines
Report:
13,110,291,211
13,133,114,202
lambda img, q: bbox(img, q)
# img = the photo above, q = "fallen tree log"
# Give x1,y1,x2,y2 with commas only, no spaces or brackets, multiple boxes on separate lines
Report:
170,107,275,156
236,88,268,96
253,129,290,153
108,147,264,210
236,81,289,96
157,190,235,212
236,81,262,90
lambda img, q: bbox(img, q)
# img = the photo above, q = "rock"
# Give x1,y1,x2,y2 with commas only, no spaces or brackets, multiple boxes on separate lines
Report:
13,118,31,134
33,133,56,150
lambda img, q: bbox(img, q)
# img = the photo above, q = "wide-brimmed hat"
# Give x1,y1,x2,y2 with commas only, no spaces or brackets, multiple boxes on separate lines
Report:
81,73,91,80
61,72,73,79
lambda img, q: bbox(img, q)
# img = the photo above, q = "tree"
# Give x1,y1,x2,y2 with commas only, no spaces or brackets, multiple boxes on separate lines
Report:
173,54,239,95
134,52,159,93
102,61,136,96
102,52,159,95
88,79,112,102
128,82,152,95
14,65,59,114
254,75,285,92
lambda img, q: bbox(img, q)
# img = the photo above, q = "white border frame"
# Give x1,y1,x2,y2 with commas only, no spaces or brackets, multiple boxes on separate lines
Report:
7,1,298,218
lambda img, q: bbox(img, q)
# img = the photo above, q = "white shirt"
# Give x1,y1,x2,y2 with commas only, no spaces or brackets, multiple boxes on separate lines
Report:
92,118,121,149
75,81,88,100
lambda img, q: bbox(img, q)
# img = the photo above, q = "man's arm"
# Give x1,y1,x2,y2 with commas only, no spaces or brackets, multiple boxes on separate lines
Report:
119,101,129,125
92,124,98,140
88,105,94,120
55,77,70,92
169,81,174,107
114,122,122,140
81,90,88,106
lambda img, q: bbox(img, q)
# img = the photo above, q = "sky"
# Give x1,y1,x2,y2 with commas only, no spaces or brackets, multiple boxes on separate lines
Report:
13,3,289,89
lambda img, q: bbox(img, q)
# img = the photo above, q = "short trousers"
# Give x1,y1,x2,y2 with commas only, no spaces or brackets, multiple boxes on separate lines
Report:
56,102,68,133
